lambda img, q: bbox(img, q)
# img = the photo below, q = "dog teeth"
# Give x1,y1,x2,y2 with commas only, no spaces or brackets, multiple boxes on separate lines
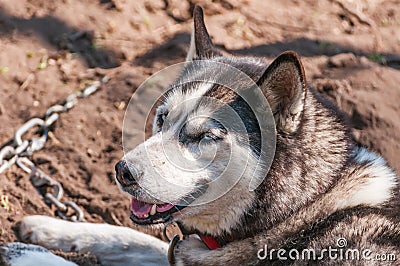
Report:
150,204,157,216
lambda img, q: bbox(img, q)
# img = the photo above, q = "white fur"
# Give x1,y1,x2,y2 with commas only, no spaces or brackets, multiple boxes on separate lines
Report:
179,139,258,235
0,242,77,266
124,78,261,235
123,127,258,235
19,215,168,266
164,83,213,123
346,147,398,208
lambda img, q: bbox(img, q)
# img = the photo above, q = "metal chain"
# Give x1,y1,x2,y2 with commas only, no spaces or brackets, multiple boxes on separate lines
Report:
0,76,109,222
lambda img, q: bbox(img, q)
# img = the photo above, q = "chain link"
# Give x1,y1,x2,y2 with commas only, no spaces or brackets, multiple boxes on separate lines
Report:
1,76,109,222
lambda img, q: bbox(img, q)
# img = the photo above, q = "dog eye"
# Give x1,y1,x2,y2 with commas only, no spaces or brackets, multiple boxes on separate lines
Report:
199,128,227,142
201,132,218,142
202,134,213,141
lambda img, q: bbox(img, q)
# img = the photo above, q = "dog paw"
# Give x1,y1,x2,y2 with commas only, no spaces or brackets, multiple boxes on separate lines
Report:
174,235,208,265
176,235,207,252
19,216,51,244
19,215,80,252
19,215,169,266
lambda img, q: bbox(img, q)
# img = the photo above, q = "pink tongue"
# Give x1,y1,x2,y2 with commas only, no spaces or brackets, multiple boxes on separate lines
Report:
131,198,152,216
156,203,174,212
130,198,176,216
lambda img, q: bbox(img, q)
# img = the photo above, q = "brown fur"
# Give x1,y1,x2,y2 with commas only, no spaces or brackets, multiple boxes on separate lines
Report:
170,6,400,265
117,6,400,265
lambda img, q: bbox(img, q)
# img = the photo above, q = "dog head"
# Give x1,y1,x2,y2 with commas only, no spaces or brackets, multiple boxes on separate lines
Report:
115,6,307,236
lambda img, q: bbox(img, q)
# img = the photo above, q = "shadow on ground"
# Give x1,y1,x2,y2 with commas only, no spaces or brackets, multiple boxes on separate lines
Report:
133,33,400,70
0,7,121,69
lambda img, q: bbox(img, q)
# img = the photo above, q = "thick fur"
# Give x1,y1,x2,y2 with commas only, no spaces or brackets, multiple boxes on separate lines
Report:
16,215,169,266
121,6,400,265
10,6,400,266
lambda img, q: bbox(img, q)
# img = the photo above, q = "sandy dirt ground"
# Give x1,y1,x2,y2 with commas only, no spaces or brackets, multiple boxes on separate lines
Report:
0,0,399,262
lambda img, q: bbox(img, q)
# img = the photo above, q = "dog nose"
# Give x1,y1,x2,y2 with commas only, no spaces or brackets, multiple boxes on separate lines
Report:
115,160,139,187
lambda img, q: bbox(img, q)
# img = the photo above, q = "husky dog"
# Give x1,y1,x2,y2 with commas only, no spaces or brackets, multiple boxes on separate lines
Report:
8,5,399,266
115,5,400,265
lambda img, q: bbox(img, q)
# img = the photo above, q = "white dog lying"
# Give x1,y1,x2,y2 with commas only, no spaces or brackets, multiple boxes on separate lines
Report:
1,215,168,266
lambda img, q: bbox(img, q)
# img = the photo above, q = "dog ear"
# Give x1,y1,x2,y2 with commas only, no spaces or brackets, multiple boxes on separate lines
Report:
186,5,221,60
257,51,306,134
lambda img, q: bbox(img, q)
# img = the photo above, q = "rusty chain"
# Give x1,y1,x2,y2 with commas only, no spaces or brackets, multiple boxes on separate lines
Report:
0,76,109,222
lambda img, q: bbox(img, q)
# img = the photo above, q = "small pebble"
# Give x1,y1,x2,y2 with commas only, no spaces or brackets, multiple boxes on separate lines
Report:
114,101,126,110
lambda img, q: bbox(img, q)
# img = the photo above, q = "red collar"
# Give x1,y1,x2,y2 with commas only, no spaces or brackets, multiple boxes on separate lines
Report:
198,234,234,250
198,234,221,250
